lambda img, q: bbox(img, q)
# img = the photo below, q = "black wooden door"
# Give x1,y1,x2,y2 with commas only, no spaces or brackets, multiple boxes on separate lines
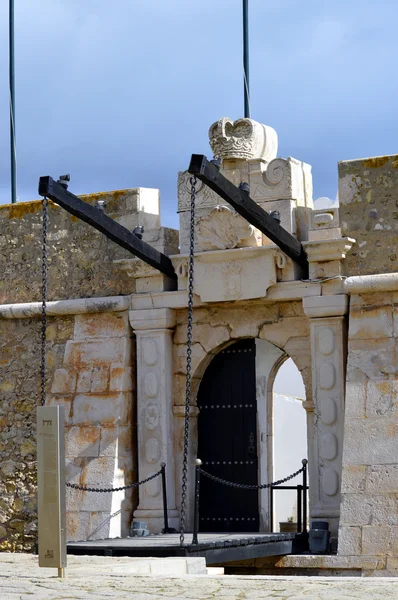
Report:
197,338,259,532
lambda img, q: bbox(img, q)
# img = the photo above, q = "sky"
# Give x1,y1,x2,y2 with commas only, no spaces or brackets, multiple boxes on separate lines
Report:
1,0,398,228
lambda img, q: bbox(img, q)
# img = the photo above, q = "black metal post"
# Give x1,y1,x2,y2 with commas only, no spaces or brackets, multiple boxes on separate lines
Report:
269,486,274,532
302,459,308,534
297,485,302,534
242,0,250,118
160,462,170,534
9,0,17,204
192,459,202,545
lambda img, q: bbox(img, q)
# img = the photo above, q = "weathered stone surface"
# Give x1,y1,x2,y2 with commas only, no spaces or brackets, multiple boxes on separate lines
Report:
339,155,398,276
341,466,366,494
338,526,362,556
362,525,391,555
366,465,398,494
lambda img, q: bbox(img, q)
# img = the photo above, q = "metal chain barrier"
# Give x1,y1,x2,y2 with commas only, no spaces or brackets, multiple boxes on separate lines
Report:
66,468,162,493
199,465,304,490
179,175,197,547
40,196,49,407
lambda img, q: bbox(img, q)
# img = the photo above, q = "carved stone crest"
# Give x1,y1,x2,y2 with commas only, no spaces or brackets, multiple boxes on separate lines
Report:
209,117,278,162
196,206,257,251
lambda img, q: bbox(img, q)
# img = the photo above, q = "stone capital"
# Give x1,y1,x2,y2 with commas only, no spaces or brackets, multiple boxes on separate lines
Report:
303,294,348,319
303,238,355,263
129,308,176,331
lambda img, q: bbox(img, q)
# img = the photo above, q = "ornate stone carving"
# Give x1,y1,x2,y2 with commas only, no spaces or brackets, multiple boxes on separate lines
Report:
209,117,278,162
143,372,159,398
178,171,221,212
323,468,339,496
321,397,337,425
143,338,158,366
145,478,160,497
145,438,160,463
196,206,257,251
223,261,243,300
250,157,313,206
320,362,336,390
320,433,338,461
194,246,277,303
318,328,335,356
145,405,160,430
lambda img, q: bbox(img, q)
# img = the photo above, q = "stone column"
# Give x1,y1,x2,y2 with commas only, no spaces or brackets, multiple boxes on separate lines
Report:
303,294,348,536
129,308,179,532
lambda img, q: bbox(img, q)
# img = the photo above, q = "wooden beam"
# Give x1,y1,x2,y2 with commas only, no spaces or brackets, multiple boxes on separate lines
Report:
188,155,308,272
38,177,177,280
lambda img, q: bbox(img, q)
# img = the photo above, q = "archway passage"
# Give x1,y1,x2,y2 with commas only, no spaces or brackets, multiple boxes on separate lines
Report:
197,339,259,532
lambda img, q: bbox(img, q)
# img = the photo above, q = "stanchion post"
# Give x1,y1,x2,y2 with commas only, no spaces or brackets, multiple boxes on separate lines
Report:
302,458,308,534
192,459,202,545
297,484,302,534
160,462,171,534
269,486,274,532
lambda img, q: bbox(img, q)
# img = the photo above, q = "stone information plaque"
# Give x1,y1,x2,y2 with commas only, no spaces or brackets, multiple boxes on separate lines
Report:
37,406,67,571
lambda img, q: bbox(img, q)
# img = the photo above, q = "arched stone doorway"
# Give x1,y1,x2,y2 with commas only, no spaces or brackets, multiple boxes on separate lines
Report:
196,337,307,533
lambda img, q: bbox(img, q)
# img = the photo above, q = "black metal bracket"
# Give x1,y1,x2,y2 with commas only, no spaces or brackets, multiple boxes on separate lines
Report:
188,154,309,274
38,176,177,280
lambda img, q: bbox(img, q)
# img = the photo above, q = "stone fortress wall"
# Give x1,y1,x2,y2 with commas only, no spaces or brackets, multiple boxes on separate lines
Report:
0,117,397,574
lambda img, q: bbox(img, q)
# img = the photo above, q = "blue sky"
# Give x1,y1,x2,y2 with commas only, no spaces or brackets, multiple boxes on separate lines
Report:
1,0,398,229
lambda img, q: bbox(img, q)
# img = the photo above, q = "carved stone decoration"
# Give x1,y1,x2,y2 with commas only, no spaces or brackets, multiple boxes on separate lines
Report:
145,438,160,463
320,362,336,390
143,338,158,366
145,405,160,430
143,372,159,398
323,468,339,496
196,206,257,251
320,433,338,461
250,156,313,207
321,397,337,425
209,117,278,162
193,246,277,303
318,328,335,356
178,171,222,212
145,478,161,497
223,261,243,300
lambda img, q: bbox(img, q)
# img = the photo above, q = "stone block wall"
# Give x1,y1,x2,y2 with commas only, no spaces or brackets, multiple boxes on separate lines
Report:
0,315,74,551
339,155,398,276
0,309,137,549
0,190,147,304
339,281,398,572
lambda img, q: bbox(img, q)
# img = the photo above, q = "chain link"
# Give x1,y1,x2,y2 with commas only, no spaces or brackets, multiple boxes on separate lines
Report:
40,197,49,407
199,466,304,490
180,175,197,547
66,468,162,493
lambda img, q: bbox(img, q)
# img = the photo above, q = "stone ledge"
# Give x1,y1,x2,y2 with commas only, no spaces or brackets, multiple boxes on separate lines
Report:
345,273,398,295
0,296,130,319
275,554,385,571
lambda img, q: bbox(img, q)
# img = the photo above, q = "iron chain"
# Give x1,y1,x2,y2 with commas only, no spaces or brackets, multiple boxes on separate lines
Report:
179,175,197,547
66,468,162,493
199,466,304,490
40,197,49,407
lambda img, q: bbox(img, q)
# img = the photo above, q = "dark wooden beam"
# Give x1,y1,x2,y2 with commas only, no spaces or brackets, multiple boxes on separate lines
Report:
188,155,308,272
38,176,177,280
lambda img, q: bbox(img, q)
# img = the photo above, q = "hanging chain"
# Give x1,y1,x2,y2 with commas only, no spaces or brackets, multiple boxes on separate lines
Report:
180,175,197,547
66,468,162,493
40,197,49,407
199,466,304,490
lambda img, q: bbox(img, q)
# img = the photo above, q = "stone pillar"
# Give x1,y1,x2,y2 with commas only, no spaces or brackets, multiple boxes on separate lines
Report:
129,308,179,532
303,294,348,536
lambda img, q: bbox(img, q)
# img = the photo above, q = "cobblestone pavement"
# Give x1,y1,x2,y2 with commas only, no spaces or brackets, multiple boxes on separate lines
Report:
1,554,398,599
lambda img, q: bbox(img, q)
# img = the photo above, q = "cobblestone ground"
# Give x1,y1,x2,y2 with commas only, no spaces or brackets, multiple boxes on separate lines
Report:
1,554,398,599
